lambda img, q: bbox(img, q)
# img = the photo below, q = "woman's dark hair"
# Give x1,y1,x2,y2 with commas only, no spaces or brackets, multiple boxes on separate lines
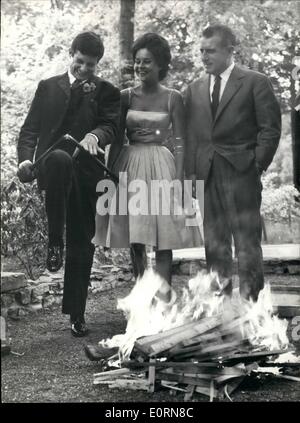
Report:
132,33,171,80
70,31,104,61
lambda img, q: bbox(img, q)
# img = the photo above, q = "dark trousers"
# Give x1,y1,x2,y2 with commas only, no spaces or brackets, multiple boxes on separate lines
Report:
203,153,264,301
40,149,99,319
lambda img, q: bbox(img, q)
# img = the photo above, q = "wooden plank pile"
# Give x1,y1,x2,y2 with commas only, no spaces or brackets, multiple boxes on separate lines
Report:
93,311,299,400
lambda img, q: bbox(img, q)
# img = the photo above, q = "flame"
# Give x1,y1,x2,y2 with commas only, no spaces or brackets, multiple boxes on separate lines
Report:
177,271,228,322
99,268,179,360
98,269,290,362
239,284,289,351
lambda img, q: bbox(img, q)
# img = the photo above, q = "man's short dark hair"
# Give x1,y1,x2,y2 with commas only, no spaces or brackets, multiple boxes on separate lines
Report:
202,24,237,48
132,33,171,80
70,31,104,61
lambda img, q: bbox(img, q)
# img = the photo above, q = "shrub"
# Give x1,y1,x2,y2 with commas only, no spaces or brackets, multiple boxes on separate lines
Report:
1,177,48,279
261,172,300,223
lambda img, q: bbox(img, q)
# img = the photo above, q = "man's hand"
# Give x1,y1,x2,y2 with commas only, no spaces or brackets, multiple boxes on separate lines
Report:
17,160,35,183
74,133,104,157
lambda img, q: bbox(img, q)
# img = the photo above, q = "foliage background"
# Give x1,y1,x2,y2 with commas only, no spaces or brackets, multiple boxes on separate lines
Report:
1,0,299,278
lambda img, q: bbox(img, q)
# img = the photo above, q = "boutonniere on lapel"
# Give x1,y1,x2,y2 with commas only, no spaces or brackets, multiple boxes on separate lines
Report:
82,81,96,94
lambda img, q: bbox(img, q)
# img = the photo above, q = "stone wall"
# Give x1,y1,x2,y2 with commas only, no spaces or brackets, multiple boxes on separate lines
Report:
1,265,133,320
172,259,300,276
1,254,299,320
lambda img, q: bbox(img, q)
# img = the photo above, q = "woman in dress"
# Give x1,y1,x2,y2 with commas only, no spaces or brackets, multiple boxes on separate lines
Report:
93,33,201,302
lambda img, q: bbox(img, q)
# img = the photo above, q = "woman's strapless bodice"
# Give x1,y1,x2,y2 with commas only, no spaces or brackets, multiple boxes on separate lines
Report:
126,102,172,145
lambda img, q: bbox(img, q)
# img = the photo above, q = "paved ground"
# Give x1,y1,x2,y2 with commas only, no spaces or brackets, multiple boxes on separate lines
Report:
1,273,300,403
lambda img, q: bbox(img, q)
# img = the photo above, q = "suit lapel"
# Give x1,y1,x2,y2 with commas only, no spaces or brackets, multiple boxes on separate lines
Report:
214,66,245,124
57,72,71,99
198,75,213,121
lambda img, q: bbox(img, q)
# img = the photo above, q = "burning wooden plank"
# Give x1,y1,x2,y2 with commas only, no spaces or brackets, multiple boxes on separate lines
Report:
167,328,229,355
132,323,206,359
93,368,134,385
155,369,213,387
221,348,291,364
172,339,245,361
123,360,240,373
136,320,200,347
136,313,247,358
154,363,246,387
167,331,247,359
167,315,247,357
135,314,224,356
148,358,156,392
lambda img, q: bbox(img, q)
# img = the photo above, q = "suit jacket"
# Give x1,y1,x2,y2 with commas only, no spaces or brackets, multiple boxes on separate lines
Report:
18,72,121,174
185,65,281,181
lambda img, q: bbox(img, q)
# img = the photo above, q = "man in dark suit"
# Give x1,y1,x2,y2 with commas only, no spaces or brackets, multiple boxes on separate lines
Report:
185,24,281,301
17,32,120,336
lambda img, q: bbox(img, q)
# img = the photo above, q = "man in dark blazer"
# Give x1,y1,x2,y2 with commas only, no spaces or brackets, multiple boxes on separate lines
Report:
17,32,121,336
185,24,281,301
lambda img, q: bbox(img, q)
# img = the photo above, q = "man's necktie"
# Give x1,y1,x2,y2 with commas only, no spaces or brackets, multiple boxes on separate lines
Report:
71,79,82,90
211,74,221,119
70,79,83,109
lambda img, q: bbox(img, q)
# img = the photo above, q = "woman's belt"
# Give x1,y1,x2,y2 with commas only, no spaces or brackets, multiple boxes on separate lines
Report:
129,140,163,146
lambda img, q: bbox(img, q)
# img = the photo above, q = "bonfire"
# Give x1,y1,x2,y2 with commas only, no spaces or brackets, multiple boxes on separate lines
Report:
93,267,300,401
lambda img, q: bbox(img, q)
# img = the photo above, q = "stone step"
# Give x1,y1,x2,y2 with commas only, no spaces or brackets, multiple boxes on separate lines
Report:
1,272,27,293
148,244,300,275
271,285,300,317
168,244,300,262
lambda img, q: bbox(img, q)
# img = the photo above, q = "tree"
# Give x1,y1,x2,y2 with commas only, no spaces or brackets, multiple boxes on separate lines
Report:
119,0,135,88
51,0,64,10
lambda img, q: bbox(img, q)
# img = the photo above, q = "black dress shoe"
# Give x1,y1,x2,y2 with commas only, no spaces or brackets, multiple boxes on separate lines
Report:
71,321,89,337
46,245,63,272
84,344,118,361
